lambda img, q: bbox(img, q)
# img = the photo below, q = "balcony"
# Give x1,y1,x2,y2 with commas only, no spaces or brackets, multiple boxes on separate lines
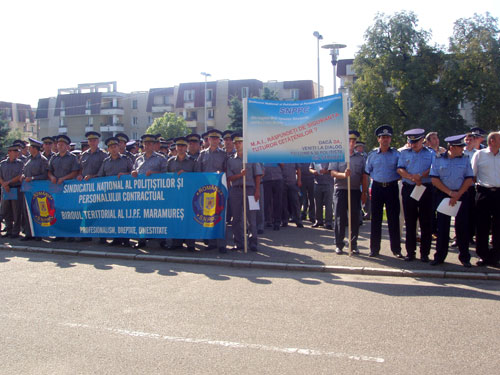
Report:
186,120,198,128
152,104,174,113
85,126,94,133
100,123,124,132
206,119,216,128
100,107,124,116
58,127,67,134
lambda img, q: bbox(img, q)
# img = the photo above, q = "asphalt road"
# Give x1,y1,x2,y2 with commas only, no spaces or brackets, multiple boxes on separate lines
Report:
1,251,499,374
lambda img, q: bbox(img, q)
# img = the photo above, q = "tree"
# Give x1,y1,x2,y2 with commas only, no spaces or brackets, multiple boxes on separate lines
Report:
261,87,280,100
228,96,243,132
145,112,189,139
447,13,500,131
0,113,14,158
349,11,465,149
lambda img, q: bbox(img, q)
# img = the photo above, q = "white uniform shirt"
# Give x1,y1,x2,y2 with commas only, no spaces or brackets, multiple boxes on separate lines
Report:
471,148,500,188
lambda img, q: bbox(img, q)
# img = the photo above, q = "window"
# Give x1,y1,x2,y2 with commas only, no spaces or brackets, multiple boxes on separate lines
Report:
59,117,65,127
86,100,91,109
186,111,197,121
241,87,249,99
132,116,138,126
148,116,153,125
132,100,138,109
132,132,138,140
208,108,214,119
206,89,213,101
291,89,300,100
88,117,94,126
163,96,170,105
184,90,195,102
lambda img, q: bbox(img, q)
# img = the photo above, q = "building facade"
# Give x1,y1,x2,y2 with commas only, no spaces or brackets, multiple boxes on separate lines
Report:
0,101,37,138
37,79,320,144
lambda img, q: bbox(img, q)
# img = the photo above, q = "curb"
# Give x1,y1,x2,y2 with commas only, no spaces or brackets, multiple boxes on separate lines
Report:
1,245,499,281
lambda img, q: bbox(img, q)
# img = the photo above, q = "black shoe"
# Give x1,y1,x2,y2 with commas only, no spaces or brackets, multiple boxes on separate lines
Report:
404,255,416,262
34,237,42,241
121,239,130,247
1,233,10,238
51,237,65,242
109,239,122,246
99,238,107,244
206,244,217,250
219,247,227,254
281,222,288,228
421,255,430,263
476,259,488,267
393,252,404,259
250,247,258,252
273,225,280,231
186,246,195,252
134,240,147,249
368,251,379,257
21,236,34,241
296,222,304,228
232,245,243,251
325,224,333,230
430,260,443,266
10,234,19,239
257,229,264,234
311,221,323,228
462,261,472,268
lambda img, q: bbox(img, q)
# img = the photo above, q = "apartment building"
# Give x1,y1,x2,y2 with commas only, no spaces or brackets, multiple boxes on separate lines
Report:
0,101,37,138
37,79,319,144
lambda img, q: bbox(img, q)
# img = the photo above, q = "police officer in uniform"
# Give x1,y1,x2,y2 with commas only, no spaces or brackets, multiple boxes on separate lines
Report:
281,163,304,228
0,144,24,238
299,163,316,223
162,136,197,251
262,163,283,231
131,133,168,248
116,133,136,163
430,134,474,267
97,136,133,246
41,137,56,161
195,129,228,253
397,128,434,262
310,161,334,229
227,132,263,252
186,133,201,160
21,138,49,241
329,130,368,254
364,125,402,258
78,131,108,181
48,135,81,241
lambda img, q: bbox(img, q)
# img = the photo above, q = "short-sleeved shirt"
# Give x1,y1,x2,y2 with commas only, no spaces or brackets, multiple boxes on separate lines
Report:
365,147,400,183
195,148,227,173
310,162,334,186
281,163,299,185
49,152,80,179
0,158,24,187
42,151,55,162
166,155,196,173
80,148,108,177
262,163,282,182
133,152,168,174
430,152,474,191
227,155,263,187
471,148,500,188
397,146,434,185
23,153,49,180
328,152,365,190
98,155,133,177
299,163,315,181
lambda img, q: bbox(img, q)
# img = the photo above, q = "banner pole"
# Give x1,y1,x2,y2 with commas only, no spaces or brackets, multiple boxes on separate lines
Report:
243,169,248,254
347,170,352,256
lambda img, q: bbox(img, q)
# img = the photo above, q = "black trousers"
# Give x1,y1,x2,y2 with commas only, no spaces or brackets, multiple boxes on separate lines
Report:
434,191,470,263
466,185,476,241
475,186,500,264
370,181,401,254
401,183,433,258
334,189,361,250
263,180,282,226
300,178,316,221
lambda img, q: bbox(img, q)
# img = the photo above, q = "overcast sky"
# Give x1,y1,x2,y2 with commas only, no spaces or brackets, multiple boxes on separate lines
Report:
2,0,498,108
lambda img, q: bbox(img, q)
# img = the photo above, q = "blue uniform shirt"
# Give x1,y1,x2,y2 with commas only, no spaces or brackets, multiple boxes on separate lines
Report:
430,152,474,191
365,147,400,183
397,147,434,185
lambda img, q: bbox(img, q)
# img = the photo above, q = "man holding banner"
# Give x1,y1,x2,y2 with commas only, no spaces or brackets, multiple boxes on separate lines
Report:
329,130,368,254
0,144,24,238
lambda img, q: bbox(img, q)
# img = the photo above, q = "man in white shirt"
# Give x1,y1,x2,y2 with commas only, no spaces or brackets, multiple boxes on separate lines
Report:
471,131,500,267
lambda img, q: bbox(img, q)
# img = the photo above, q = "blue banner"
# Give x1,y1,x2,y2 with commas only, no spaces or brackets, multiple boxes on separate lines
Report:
22,173,228,239
243,94,349,164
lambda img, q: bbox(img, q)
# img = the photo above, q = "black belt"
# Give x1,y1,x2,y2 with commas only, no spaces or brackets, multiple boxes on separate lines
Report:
477,185,500,192
372,180,398,188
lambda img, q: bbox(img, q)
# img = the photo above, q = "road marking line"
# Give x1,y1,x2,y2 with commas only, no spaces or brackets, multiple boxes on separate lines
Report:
60,322,384,363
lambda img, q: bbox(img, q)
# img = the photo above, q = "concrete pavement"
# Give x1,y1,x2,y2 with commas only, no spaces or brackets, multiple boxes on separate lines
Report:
1,220,499,280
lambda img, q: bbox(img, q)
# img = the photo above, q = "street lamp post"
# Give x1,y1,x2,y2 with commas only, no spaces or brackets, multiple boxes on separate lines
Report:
313,31,323,98
201,72,211,133
322,43,346,94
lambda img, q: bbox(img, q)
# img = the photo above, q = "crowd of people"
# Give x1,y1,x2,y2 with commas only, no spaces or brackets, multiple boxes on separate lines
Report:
0,125,499,267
